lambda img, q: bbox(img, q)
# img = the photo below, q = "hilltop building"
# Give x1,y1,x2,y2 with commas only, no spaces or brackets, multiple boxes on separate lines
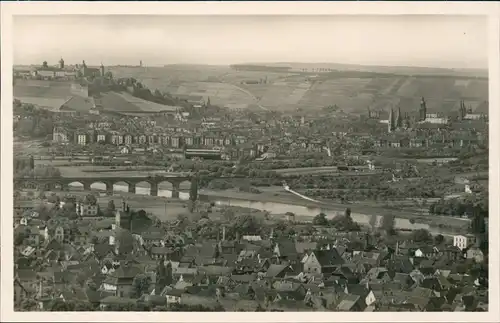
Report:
29,59,105,80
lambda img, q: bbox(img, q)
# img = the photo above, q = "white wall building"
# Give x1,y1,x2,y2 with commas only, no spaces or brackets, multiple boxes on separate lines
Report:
453,234,477,250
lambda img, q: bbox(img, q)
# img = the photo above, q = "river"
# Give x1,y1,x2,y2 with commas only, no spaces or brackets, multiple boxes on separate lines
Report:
68,182,443,234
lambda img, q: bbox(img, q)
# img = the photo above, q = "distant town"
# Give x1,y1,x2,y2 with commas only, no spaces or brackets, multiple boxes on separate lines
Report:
13,57,489,312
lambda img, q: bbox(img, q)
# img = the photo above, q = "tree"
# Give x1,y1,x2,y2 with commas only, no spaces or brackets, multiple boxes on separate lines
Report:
471,212,486,234
107,200,116,212
132,274,152,298
19,298,39,311
369,214,378,230
381,214,396,235
29,155,34,170
313,213,329,226
330,211,361,232
231,213,263,236
37,189,47,200
85,194,97,205
411,229,432,243
434,234,445,245
14,230,27,246
190,176,199,203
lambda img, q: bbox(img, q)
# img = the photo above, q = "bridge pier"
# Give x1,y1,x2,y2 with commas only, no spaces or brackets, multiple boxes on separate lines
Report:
128,184,136,194
105,183,113,196
83,183,91,191
171,182,180,199
150,183,158,196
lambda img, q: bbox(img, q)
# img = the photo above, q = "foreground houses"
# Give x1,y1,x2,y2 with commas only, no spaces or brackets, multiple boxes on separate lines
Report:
13,198,488,312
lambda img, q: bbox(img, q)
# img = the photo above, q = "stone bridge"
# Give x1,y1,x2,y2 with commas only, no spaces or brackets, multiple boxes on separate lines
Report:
14,175,193,198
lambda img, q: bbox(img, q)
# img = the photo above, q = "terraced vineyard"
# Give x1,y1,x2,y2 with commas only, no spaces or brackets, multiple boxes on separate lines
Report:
33,65,486,114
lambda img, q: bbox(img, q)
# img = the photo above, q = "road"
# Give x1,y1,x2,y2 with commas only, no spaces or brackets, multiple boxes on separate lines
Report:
213,76,270,111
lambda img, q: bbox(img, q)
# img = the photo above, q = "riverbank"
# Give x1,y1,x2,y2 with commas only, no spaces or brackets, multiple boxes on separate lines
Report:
64,179,469,231
198,187,469,229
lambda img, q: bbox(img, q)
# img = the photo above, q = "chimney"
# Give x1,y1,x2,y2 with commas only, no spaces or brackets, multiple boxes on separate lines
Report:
222,225,226,241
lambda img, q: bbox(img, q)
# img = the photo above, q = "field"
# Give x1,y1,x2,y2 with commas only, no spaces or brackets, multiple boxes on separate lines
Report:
14,80,73,99
108,65,488,113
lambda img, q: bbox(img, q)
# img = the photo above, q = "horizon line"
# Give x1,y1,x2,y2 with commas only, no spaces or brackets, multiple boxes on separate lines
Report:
13,61,489,71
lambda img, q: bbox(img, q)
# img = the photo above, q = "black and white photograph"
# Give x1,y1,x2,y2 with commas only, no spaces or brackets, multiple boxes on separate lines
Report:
1,2,499,321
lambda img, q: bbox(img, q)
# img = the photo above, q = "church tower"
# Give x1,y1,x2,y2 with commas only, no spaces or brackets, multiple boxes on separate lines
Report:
388,108,395,133
100,63,105,77
396,106,403,129
459,100,467,120
419,97,427,121
59,58,65,69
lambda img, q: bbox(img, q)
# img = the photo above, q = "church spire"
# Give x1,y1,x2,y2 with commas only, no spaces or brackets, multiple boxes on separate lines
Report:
388,108,395,133
396,106,402,128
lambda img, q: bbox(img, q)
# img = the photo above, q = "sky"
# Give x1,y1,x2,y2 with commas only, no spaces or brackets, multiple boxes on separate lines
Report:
13,15,488,69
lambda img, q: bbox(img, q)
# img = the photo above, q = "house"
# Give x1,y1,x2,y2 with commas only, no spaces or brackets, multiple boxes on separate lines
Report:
140,231,165,247
361,267,391,284
273,240,300,262
19,215,30,226
44,224,71,244
413,246,439,259
303,249,344,275
438,246,462,261
465,247,485,263
453,234,477,250
163,288,182,304
99,295,137,310
336,293,365,311
76,202,99,217
265,264,295,279
344,284,376,308
20,246,36,257
101,263,142,298
120,146,131,154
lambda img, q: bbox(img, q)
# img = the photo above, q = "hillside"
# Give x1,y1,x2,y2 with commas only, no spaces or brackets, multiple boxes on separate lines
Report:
234,62,488,78
110,65,487,113
13,78,180,114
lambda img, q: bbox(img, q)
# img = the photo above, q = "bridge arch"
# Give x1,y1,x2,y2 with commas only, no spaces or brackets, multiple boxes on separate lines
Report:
67,181,84,191
90,181,107,191
156,179,191,199
89,181,113,195
112,181,131,194
22,181,39,190
51,181,65,191
134,181,152,196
